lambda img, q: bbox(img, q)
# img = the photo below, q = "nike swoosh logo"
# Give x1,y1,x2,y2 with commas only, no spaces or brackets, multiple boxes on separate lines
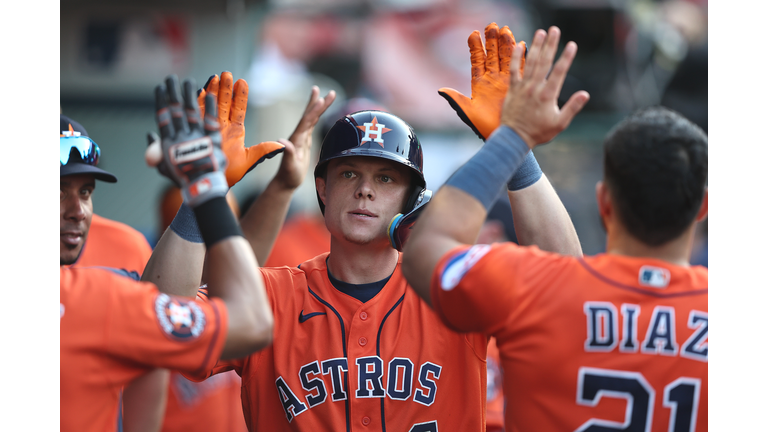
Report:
299,310,327,323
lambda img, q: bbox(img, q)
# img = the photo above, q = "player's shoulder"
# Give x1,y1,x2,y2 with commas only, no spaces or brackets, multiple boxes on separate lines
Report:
259,253,330,291
580,254,708,294
60,266,154,305
90,214,151,246
458,242,579,271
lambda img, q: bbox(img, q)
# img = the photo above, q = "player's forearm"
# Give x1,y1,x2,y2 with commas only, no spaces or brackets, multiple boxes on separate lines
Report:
507,174,583,257
122,369,170,432
239,178,296,265
206,236,274,359
142,228,205,297
402,186,486,306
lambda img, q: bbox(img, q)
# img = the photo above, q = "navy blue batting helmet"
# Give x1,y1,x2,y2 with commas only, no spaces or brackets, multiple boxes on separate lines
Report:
314,110,426,214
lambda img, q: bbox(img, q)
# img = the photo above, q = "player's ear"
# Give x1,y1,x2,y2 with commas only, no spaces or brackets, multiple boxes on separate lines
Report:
596,181,611,219
695,188,708,222
316,176,327,206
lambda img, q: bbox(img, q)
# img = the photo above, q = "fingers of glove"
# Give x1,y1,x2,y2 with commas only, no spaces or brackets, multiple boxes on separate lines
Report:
543,41,577,102
230,79,249,125
228,141,286,186
532,27,561,83
523,29,547,80
217,71,234,125
154,84,174,139
203,74,218,92
439,88,486,140
484,22,500,73
499,26,513,74
197,88,207,116
165,75,189,136
438,88,472,112
183,78,203,132
145,132,162,167
243,141,286,166
203,93,221,135
468,30,486,81
205,74,220,97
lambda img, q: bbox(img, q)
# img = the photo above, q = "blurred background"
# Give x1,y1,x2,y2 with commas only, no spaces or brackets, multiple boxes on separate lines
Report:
60,0,707,261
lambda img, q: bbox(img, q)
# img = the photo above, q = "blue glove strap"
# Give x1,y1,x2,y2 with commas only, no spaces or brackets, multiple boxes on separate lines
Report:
169,203,204,243
445,126,530,211
507,151,543,191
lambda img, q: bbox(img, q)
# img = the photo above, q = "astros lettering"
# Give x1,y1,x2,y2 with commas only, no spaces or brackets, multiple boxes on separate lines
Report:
275,356,442,422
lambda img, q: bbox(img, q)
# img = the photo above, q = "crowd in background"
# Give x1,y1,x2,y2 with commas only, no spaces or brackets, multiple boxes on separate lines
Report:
60,0,707,256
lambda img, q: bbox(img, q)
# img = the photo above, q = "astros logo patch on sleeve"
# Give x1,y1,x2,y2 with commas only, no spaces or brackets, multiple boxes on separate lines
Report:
440,244,491,291
155,293,206,341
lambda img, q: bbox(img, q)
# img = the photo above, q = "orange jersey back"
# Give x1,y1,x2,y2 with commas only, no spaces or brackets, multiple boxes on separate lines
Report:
75,214,153,275
431,244,708,432
188,253,488,432
60,267,228,432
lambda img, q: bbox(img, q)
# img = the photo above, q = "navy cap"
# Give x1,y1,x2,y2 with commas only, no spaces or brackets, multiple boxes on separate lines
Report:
60,114,117,182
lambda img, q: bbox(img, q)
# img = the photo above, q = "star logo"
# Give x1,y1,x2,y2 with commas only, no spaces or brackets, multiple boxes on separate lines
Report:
60,123,81,138
357,117,392,148
168,301,193,328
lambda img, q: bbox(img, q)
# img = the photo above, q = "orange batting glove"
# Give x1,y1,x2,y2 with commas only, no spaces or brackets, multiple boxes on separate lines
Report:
438,23,526,141
197,72,285,187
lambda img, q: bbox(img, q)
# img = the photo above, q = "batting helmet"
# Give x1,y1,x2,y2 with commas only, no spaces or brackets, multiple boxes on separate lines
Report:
314,110,426,215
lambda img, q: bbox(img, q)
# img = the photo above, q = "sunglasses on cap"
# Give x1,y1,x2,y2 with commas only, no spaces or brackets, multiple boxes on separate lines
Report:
60,135,101,166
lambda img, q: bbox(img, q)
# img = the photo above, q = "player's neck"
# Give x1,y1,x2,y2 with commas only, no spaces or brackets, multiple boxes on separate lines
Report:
327,238,399,284
605,222,696,267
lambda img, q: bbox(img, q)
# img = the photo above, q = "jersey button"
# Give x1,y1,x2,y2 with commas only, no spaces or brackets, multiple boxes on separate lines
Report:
359,337,368,346
362,416,371,426
360,311,368,320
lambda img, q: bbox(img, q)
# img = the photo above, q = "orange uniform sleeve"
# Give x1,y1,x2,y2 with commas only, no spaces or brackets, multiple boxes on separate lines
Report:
101,273,229,377
429,243,564,335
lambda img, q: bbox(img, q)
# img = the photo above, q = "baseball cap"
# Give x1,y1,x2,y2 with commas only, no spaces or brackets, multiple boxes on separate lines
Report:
60,114,117,182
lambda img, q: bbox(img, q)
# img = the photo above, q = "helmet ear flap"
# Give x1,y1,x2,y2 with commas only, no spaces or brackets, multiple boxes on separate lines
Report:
403,184,426,214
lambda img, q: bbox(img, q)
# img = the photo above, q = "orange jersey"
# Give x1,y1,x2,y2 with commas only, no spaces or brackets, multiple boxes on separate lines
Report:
161,370,247,432
431,244,708,432
187,253,488,432
264,214,330,268
60,267,229,432
75,214,153,275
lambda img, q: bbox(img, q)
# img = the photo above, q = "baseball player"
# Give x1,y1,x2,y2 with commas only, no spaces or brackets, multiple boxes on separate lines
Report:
402,26,708,431
61,114,170,432
146,24,586,431
61,76,275,432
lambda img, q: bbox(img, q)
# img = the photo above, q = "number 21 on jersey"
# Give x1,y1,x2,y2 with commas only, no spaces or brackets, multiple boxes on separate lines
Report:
576,367,701,432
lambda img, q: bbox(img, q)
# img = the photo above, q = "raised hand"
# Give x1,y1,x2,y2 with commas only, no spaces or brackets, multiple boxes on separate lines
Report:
501,27,590,149
274,86,337,190
147,75,229,207
197,72,285,187
438,22,527,140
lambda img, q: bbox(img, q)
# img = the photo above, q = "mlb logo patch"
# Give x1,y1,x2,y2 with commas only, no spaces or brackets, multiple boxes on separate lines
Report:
155,293,206,341
638,265,671,288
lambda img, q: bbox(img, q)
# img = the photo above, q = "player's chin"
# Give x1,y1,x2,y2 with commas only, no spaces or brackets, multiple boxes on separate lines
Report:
342,231,375,246
60,244,83,266
343,227,392,248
